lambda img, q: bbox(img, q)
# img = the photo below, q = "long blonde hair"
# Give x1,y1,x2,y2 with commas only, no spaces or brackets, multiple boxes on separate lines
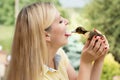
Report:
6,2,56,80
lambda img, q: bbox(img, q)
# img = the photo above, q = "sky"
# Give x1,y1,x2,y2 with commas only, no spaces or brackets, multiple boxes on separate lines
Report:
59,0,90,8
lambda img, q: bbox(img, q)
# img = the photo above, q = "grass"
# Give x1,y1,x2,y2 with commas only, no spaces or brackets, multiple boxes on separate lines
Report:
0,25,15,53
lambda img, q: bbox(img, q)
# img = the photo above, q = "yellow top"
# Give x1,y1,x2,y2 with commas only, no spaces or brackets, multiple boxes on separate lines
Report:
43,48,69,80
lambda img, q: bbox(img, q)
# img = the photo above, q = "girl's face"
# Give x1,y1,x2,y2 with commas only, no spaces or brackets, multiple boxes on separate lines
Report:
47,10,71,48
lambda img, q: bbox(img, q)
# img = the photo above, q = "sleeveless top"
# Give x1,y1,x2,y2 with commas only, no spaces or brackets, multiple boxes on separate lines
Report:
43,48,69,80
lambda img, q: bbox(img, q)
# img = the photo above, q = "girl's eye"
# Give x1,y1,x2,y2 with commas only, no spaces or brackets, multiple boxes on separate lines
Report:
59,20,63,23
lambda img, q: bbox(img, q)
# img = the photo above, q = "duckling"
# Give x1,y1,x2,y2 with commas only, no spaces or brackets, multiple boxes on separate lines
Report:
72,26,103,40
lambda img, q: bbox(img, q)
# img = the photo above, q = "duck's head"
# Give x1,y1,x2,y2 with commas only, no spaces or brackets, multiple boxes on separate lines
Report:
72,26,88,34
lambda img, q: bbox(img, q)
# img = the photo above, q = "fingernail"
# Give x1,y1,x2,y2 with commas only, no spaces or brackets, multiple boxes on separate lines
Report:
100,37,103,40
103,41,105,43
94,35,97,38
104,47,107,49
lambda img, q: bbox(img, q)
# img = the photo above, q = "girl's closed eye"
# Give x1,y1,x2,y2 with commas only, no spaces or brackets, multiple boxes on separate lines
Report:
59,20,63,24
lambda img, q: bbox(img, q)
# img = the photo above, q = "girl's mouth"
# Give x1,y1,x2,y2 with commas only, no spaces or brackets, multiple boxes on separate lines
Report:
65,31,71,37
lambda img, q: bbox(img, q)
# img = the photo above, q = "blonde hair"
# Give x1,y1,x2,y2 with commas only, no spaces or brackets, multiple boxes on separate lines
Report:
6,2,56,80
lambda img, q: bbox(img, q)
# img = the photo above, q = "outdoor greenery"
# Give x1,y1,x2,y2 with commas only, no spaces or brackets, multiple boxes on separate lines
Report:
63,34,84,70
0,0,120,80
0,26,14,53
0,0,14,25
83,0,120,63
101,54,120,80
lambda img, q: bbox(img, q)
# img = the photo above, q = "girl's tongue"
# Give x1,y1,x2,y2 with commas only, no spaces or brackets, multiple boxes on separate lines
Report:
65,32,71,36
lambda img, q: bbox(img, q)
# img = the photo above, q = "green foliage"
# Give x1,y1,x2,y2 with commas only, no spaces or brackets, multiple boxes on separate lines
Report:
83,0,120,63
0,0,14,25
0,0,60,25
0,26,14,53
19,0,60,10
63,35,84,70
101,53,120,80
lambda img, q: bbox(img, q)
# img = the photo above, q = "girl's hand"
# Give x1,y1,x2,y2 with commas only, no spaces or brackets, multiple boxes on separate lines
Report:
94,30,109,61
80,36,100,63
80,29,109,63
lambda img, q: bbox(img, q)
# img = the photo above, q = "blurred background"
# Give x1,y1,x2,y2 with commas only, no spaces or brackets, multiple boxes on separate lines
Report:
0,0,120,80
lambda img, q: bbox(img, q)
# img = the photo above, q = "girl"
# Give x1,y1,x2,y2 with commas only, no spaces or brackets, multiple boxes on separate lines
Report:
6,2,109,80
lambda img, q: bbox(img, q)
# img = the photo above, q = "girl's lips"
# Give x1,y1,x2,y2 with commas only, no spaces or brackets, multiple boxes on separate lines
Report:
64,29,72,37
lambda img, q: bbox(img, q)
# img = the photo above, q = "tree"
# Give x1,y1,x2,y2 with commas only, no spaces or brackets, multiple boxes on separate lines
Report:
83,0,120,63
0,0,60,25
15,0,19,20
0,0,14,25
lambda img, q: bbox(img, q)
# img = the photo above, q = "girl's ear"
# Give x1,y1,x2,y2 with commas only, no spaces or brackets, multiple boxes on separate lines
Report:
45,31,51,42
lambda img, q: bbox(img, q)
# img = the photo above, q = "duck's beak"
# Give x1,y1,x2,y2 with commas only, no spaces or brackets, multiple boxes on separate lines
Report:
71,30,76,33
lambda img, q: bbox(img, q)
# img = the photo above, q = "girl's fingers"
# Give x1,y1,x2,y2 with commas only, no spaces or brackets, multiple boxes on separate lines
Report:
87,36,100,50
82,33,109,61
93,38,102,52
101,46,109,56
97,35,109,57
96,42,104,56
94,28,102,34
84,40,90,49
102,35,109,46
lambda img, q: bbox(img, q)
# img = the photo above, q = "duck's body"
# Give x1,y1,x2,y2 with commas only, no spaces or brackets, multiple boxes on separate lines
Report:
72,26,103,40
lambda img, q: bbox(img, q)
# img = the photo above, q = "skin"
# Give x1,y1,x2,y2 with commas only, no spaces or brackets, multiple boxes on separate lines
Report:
45,9,109,80
45,10,69,67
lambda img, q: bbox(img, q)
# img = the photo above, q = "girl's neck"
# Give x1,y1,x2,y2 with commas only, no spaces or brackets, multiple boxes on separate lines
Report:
47,46,58,69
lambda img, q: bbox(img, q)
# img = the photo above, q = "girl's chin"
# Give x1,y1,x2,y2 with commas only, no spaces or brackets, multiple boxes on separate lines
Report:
59,41,68,47
63,40,68,45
